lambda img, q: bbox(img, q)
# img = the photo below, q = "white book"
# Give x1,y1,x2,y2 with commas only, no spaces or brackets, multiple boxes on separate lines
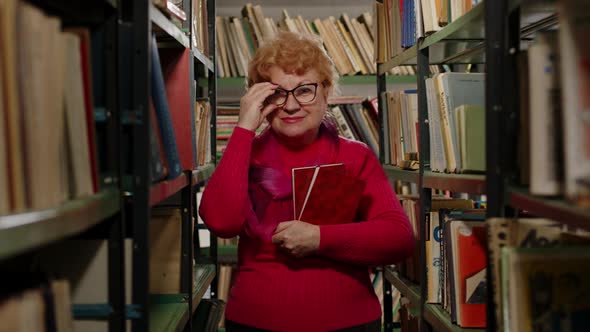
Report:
436,73,485,173
558,0,590,202
528,32,562,196
426,77,446,172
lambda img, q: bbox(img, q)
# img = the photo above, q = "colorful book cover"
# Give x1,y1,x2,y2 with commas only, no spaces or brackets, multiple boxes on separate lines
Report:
456,222,487,327
503,247,590,332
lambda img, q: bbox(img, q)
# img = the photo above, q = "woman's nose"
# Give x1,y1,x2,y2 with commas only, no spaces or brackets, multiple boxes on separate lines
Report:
283,93,300,112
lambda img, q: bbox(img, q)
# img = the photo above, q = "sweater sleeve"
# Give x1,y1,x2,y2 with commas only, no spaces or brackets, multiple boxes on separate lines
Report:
198,127,255,238
317,147,415,266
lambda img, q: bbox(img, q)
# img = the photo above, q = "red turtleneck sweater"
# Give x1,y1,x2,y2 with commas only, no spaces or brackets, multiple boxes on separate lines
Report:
199,127,414,331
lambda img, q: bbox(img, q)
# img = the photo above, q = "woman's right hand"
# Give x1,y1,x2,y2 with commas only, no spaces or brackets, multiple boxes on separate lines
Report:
237,82,279,132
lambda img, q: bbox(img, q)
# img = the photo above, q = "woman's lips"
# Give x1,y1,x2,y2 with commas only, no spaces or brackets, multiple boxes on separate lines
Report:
281,116,304,124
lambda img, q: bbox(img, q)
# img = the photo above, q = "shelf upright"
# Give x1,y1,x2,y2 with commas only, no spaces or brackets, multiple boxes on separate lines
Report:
416,42,432,332
181,172,194,331
130,0,151,330
375,2,392,328
105,6,126,331
484,0,509,331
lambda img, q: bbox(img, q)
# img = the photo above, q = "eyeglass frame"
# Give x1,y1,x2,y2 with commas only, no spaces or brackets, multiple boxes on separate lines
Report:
266,83,319,107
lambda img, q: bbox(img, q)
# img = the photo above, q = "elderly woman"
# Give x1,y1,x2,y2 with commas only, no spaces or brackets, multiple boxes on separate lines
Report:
199,32,414,332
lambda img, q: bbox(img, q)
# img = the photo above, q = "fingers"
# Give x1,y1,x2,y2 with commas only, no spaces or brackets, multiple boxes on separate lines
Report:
238,82,279,131
245,82,278,102
271,232,283,245
274,221,294,234
260,102,278,118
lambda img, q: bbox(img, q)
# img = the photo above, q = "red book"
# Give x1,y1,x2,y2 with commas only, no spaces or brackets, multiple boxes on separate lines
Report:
292,163,366,225
457,223,487,328
159,48,195,171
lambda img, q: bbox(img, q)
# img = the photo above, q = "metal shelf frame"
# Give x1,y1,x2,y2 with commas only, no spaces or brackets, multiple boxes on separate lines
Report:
126,0,218,330
377,1,562,332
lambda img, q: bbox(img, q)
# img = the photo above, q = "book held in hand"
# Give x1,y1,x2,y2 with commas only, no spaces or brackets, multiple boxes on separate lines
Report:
292,163,366,225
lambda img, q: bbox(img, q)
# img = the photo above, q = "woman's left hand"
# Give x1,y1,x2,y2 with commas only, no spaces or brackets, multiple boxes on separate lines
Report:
271,221,320,258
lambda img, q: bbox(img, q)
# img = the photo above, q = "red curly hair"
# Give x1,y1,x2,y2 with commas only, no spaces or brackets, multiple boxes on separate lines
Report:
247,31,339,95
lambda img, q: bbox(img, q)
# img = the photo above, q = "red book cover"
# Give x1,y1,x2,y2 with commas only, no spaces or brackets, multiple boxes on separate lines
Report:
292,164,366,225
159,48,195,171
292,164,345,220
457,223,487,328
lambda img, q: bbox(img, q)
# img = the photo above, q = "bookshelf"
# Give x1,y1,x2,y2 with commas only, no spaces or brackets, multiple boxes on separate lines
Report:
0,0,219,331
376,0,576,331
508,187,590,231
422,172,486,195
0,0,127,330
149,174,190,207
126,0,218,331
384,166,420,184
383,267,420,306
0,188,119,260
423,304,485,332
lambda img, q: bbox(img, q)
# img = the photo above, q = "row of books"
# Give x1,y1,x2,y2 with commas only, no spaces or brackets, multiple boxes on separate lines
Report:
397,196,487,328
330,98,380,155
0,280,73,331
381,72,485,173
398,193,590,330
216,4,418,77
431,208,487,328
488,218,590,332
148,34,214,184
375,0,481,63
152,0,210,55
518,28,590,205
0,2,99,215
215,104,268,160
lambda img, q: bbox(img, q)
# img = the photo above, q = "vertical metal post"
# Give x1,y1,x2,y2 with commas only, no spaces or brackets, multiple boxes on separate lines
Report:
383,272,393,332
485,1,508,331
207,0,219,300
131,0,151,330
485,0,507,219
106,7,125,331
417,45,432,332
505,10,521,185
377,73,387,164
208,0,217,166
181,172,194,331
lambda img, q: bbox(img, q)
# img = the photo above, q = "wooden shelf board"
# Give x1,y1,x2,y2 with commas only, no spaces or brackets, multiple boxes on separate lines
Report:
423,171,486,194
150,4,189,49
378,45,418,74
192,264,216,310
384,165,420,184
421,2,485,50
193,49,214,73
0,188,120,260
192,163,215,186
149,300,189,332
150,174,188,206
424,304,485,332
509,186,590,231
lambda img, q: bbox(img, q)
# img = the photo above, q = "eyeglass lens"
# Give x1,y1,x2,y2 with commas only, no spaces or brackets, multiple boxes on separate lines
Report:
267,84,317,106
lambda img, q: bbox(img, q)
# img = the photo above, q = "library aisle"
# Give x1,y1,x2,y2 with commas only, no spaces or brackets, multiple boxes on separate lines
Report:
1,0,590,331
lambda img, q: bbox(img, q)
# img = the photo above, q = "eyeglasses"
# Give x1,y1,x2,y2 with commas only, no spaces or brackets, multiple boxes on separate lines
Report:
265,83,319,106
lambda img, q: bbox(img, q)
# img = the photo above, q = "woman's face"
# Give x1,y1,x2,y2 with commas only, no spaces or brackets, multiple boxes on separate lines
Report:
265,66,328,146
